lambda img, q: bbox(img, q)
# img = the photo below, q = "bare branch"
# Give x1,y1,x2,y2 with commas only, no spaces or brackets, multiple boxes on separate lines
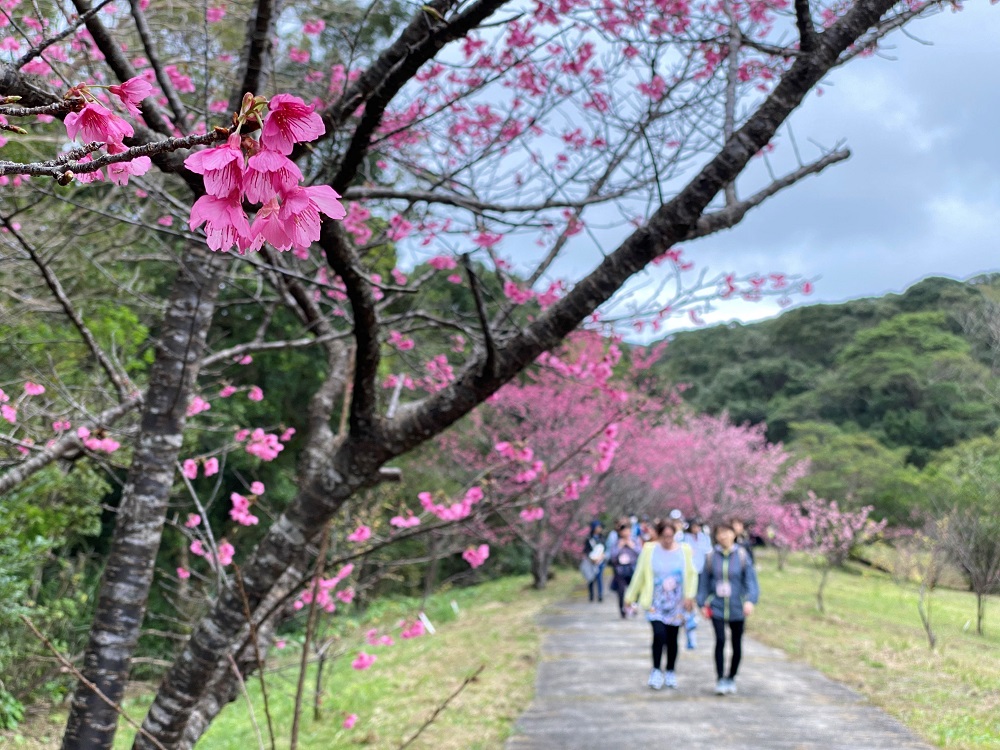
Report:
1,215,134,401
128,0,189,131
228,0,280,113
689,147,850,239
14,0,116,69
461,253,497,379
0,396,141,495
319,222,381,435
19,616,169,750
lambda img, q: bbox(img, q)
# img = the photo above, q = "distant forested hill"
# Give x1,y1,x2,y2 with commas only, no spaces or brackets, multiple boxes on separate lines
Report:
646,275,1000,472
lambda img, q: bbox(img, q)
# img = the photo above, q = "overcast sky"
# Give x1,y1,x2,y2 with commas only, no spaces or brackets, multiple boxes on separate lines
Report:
650,1,1000,333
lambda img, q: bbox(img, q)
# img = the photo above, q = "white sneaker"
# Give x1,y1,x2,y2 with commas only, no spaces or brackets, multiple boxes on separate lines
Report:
714,679,727,695
664,670,677,689
648,668,664,690
725,678,737,694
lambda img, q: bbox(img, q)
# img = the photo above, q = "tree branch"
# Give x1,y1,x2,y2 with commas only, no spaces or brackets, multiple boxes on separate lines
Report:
14,0,116,69
0,396,141,495
128,0,189,131
688,148,850,239
1,215,134,401
461,253,497,379
796,0,818,52
228,0,280,113
319,222,381,436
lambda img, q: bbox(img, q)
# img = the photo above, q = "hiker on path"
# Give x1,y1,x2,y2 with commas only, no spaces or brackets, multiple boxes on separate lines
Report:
583,521,607,603
730,518,756,565
608,519,641,618
697,520,760,696
625,519,698,690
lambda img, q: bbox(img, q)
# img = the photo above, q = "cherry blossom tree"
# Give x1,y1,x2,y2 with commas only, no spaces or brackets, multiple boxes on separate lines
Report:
0,0,975,746
611,412,807,525
802,492,886,613
437,332,659,587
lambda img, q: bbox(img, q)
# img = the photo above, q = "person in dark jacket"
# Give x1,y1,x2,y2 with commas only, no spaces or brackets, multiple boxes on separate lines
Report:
583,521,607,602
607,520,640,618
697,520,759,696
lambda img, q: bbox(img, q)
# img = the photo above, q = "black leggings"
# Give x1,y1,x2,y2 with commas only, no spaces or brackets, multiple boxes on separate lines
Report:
712,618,745,679
650,622,680,671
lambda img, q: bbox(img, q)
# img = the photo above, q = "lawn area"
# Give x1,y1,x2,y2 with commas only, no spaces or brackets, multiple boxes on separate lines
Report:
751,549,1000,749
4,571,577,750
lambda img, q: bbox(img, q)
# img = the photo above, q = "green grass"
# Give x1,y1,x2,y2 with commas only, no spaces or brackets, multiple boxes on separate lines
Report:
752,550,1000,749
3,572,576,750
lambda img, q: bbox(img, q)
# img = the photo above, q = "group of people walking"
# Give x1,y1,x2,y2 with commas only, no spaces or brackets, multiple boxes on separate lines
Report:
582,513,759,695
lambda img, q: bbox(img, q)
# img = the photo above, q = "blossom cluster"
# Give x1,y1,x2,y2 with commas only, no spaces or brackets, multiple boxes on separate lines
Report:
462,544,490,568
64,78,153,186
186,94,346,254
418,486,485,522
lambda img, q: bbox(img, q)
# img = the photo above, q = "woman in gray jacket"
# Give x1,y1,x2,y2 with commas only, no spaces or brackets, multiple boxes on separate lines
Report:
697,520,759,695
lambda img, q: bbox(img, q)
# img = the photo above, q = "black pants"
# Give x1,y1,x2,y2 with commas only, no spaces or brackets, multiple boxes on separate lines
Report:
712,617,745,679
614,574,631,615
650,621,680,671
588,565,604,601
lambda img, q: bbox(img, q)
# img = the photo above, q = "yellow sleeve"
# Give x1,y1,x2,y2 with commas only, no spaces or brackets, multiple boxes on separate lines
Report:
624,545,648,605
682,543,698,600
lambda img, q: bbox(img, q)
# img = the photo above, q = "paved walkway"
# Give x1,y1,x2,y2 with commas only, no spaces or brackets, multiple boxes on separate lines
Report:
507,595,931,749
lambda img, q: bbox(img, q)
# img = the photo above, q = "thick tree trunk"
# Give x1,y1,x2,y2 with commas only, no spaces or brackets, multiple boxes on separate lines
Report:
61,247,223,750
531,551,551,590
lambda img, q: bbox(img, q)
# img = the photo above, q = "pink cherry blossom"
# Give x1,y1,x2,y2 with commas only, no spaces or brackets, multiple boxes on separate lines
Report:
190,540,205,556
243,149,303,204
261,94,325,155
401,620,425,639
182,459,198,479
216,541,235,566
185,513,201,528
108,76,153,116
1,405,16,424
64,102,133,144
106,142,151,186
275,185,346,251
220,385,237,398
186,395,211,417
280,427,296,442
462,544,490,568
230,492,259,525
347,525,371,543
343,714,358,729
247,386,264,402
428,255,457,270
206,6,225,22
303,19,325,35
203,457,219,476
185,135,246,198
250,481,265,495
23,381,45,396
351,652,376,671
389,513,420,528
189,193,252,253
177,567,191,580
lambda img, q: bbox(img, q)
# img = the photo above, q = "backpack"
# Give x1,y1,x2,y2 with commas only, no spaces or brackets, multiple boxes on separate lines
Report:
612,545,638,579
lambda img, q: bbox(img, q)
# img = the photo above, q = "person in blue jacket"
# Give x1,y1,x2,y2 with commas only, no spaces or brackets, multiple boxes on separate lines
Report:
697,520,759,696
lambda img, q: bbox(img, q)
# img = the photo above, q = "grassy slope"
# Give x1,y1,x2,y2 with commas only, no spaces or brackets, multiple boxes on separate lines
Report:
751,550,1000,749
4,572,575,750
